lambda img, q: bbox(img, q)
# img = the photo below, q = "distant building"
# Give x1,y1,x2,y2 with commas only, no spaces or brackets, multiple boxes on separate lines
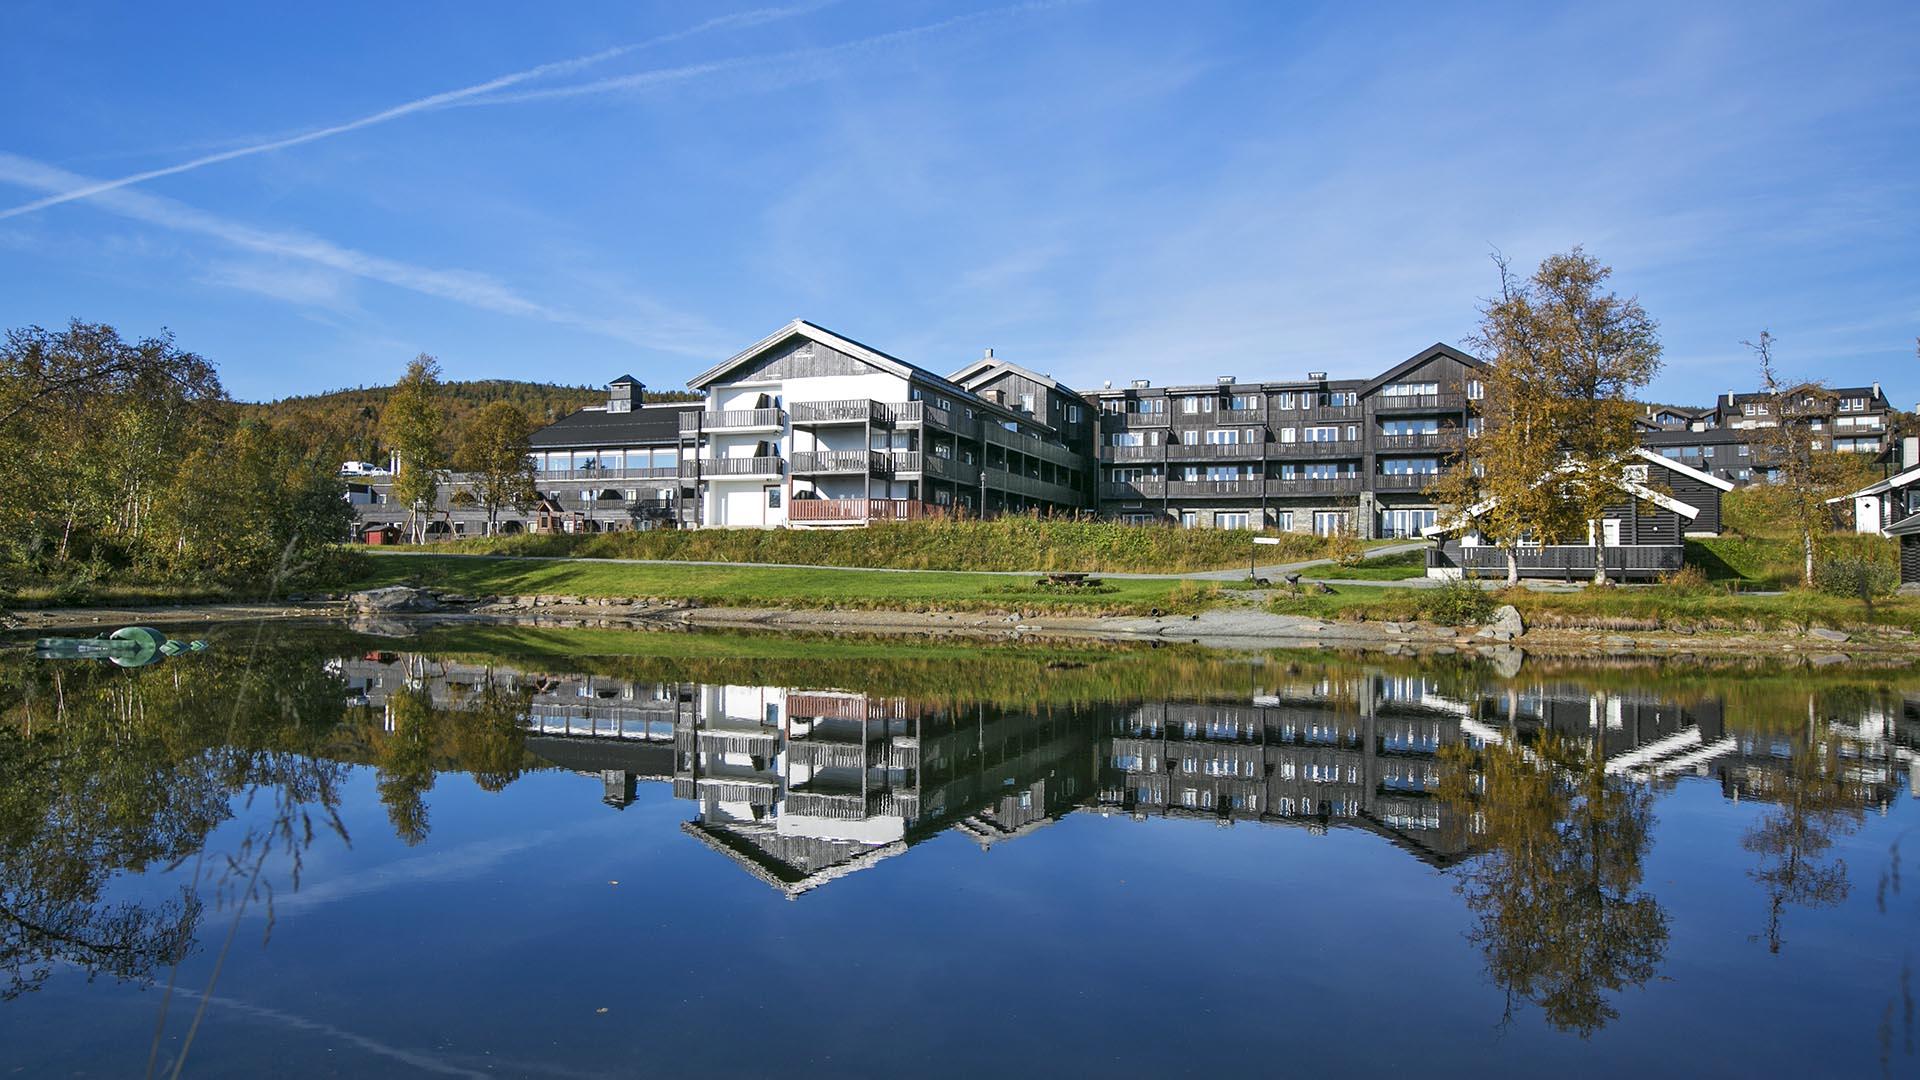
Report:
1639,383,1895,484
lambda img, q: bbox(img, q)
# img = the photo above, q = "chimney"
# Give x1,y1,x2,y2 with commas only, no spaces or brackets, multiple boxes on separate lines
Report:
1872,381,1881,400
983,347,994,360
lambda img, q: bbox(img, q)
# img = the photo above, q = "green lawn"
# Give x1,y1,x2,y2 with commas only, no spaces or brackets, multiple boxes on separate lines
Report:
1298,549,1429,581
350,553,1221,615
1268,580,1920,632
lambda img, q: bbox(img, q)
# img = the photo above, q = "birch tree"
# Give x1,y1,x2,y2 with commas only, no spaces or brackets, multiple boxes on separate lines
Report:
454,401,538,535
380,354,448,544
1745,331,1852,587
1467,250,1662,585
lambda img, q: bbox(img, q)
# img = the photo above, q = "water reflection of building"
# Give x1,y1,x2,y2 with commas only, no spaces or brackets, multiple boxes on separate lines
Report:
330,655,1920,897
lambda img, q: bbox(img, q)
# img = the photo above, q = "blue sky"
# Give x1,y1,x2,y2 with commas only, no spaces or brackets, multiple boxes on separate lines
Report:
1,1,1915,404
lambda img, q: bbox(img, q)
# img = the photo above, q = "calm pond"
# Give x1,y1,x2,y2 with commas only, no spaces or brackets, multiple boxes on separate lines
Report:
2,623,1916,1077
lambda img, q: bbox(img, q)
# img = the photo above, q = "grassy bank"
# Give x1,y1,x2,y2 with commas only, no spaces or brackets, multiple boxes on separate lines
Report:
401,517,1331,573
1269,581,1920,632
350,553,1222,615
1,580,243,610
1299,549,1428,581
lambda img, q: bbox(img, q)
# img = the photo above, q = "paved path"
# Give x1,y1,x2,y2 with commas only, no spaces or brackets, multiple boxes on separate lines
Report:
371,539,1433,583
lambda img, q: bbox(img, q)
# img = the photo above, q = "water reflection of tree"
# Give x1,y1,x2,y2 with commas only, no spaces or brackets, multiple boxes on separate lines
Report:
1741,712,1869,954
371,674,532,844
0,646,349,998
1439,733,1670,1037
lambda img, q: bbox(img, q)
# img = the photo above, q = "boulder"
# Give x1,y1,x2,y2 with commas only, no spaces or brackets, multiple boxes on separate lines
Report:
1486,604,1525,641
1807,627,1851,643
348,586,439,614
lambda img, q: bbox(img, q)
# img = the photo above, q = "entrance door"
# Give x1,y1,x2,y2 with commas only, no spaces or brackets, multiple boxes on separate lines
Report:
1602,519,1622,546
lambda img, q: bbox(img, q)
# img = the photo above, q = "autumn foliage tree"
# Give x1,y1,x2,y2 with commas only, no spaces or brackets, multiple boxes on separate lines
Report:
1436,249,1663,585
1744,331,1858,587
454,401,538,536
380,354,449,544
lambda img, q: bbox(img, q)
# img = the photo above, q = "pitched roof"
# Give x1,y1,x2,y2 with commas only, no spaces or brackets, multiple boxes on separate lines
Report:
689,319,936,389
1422,460,1704,537
528,402,698,449
1360,342,1483,395
1885,511,1920,537
1633,447,1736,491
948,356,1084,401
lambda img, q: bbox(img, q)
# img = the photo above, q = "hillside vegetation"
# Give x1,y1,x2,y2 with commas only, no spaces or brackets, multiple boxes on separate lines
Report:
399,517,1332,574
237,379,697,465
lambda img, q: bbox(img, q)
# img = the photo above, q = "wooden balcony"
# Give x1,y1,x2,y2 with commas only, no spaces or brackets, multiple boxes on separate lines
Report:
1374,471,1444,491
787,497,923,523
679,408,786,433
1431,542,1682,581
1267,476,1363,496
1101,480,1165,499
1100,444,1164,464
536,466,679,481
1370,393,1465,413
1374,432,1463,452
681,456,785,478
790,450,878,474
1168,479,1263,498
1269,440,1362,459
1166,442,1265,461
790,399,888,425
924,454,980,484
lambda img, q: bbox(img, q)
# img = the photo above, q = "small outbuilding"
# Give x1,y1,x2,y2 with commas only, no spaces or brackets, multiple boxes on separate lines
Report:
1885,512,1920,587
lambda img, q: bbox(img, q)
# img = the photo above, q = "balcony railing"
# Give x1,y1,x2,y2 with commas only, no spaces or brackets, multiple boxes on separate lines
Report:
788,497,923,523
1374,432,1463,452
790,450,879,475
1373,471,1444,491
1168,479,1262,498
679,408,786,432
536,466,679,481
985,468,1079,504
1100,411,1169,429
1269,440,1361,459
1432,543,1682,579
924,454,980,484
681,456,785,478
791,399,888,425
1166,442,1264,461
1100,444,1164,464
1101,480,1165,499
1371,393,1465,413
1267,476,1363,495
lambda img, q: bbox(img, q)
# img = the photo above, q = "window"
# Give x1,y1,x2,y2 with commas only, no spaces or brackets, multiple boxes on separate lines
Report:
1380,418,1439,436
1228,394,1259,411
1380,457,1440,475
767,488,782,508
1179,396,1213,415
1019,393,1035,414
1275,510,1294,531
1181,512,1198,529
1312,511,1350,536
1066,405,1082,423
1273,392,1296,410
1380,381,1439,397
1111,467,1145,482
1379,508,1437,538
1217,512,1251,530
1111,432,1144,447
1304,425,1341,442
1181,429,1199,445
1204,429,1241,445
933,397,952,412
1278,426,1297,444
1467,378,1484,400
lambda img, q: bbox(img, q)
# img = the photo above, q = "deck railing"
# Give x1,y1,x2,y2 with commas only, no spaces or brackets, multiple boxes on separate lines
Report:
787,497,923,523
1431,543,1683,578
679,408,785,432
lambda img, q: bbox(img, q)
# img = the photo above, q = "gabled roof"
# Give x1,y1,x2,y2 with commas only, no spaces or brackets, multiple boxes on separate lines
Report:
690,319,933,390
1421,460,1703,537
1360,342,1483,395
1829,463,1920,504
1633,447,1736,491
608,373,641,386
948,356,1084,402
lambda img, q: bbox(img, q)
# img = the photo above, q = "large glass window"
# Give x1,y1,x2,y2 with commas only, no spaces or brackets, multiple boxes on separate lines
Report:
1380,381,1440,397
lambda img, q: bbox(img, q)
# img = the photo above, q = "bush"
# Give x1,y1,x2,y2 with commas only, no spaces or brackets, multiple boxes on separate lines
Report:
1812,555,1897,602
1657,564,1712,594
1417,578,1496,625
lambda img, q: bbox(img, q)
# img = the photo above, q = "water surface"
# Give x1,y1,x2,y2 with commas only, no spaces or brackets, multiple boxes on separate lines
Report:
2,624,1915,1077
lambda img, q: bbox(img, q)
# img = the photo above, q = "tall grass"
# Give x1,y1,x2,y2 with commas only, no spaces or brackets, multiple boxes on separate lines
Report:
404,516,1328,574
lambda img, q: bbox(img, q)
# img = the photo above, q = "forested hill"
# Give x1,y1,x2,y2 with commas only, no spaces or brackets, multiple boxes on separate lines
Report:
237,379,699,464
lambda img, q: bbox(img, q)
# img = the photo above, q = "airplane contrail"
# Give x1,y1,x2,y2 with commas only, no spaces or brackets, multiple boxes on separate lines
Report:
0,1,839,221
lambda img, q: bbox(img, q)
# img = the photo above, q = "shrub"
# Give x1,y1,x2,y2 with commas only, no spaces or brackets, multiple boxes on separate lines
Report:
1657,564,1712,594
1812,554,1897,609
1417,578,1496,625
